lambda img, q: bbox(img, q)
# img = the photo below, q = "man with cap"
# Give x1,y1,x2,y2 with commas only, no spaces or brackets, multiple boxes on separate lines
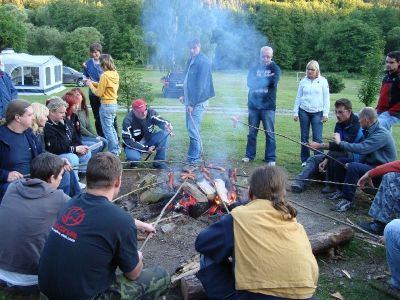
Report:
122,99,173,169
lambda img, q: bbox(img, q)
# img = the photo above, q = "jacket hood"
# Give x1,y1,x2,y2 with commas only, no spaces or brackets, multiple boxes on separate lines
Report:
103,70,119,84
14,178,56,199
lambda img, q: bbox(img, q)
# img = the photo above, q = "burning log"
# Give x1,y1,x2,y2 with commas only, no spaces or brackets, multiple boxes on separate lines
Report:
309,226,354,254
181,182,208,203
214,179,229,203
196,179,216,200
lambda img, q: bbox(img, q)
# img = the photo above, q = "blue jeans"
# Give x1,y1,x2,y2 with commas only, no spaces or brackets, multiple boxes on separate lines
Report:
59,152,91,181
82,136,107,154
125,131,169,163
298,108,323,163
341,162,373,201
384,219,400,290
58,170,81,197
100,103,120,155
378,111,400,131
245,109,276,162
186,104,205,163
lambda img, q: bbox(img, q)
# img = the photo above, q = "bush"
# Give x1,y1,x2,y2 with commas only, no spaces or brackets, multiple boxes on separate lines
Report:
326,74,345,94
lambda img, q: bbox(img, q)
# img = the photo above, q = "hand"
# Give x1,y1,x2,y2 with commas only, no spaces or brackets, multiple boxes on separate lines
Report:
333,133,341,144
96,136,102,140
84,79,91,87
308,141,321,149
165,123,173,133
187,106,193,113
321,116,328,123
357,172,374,188
318,159,328,173
62,159,73,172
82,62,87,69
135,220,156,237
76,145,89,155
378,236,385,244
7,171,23,182
293,116,299,122
179,96,184,104
147,146,156,153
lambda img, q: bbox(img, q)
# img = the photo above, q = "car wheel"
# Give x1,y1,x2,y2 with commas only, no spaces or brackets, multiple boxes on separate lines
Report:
77,78,85,87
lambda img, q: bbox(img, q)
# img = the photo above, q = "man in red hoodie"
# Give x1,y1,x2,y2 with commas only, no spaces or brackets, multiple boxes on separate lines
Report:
376,51,400,131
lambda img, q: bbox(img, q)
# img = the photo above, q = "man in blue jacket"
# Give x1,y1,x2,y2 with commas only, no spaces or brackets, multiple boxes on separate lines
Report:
242,46,281,165
0,57,18,120
179,38,215,164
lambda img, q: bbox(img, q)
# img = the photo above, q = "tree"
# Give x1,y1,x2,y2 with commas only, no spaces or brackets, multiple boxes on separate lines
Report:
0,4,27,51
28,26,65,58
386,27,400,53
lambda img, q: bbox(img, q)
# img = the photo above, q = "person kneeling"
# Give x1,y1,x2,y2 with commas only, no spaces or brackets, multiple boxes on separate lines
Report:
38,153,170,300
195,165,318,300
0,153,69,293
122,99,173,169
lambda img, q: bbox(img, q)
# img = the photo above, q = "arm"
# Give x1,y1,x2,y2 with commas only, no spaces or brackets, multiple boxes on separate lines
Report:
121,115,148,152
88,77,103,97
368,160,400,178
149,109,171,131
124,251,143,280
322,78,330,118
44,125,75,154
293,80,304,118
339,131,388,155
6,74,18,100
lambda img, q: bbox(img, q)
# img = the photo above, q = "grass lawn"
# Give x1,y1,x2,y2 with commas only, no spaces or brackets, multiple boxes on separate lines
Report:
9,69,399,299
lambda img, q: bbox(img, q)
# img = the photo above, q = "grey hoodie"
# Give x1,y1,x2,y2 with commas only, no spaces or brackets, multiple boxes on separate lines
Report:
0,178,69,275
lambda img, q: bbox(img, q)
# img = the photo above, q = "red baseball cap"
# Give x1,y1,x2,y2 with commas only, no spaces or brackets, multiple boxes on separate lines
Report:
132,99,147,113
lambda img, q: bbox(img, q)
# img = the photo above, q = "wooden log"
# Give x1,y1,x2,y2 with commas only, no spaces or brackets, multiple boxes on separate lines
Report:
182,182,208,203
309,226,354,254
180,275,207,300
196,179,216,200
214,179,229,203
139,187,173,204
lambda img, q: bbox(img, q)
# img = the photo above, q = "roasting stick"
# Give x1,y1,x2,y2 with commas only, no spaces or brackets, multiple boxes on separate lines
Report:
143,131,174,161
111,181,164,203
231,116,347,168
139,178,190,252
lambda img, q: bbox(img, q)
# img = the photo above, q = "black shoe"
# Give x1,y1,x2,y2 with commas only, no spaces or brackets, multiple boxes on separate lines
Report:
321,185,336,194
359,220,386,235
327,191,344,201
291,181,304,193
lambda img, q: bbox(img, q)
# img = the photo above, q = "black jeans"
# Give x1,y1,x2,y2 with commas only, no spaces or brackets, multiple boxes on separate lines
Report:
89,94,119,139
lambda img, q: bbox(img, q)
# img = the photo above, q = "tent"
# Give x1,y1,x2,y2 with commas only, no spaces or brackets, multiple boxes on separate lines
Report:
0,49,65,95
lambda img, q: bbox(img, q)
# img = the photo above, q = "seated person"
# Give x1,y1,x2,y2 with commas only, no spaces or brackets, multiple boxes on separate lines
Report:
383,219,400,291
0,153,69,290
327,107,396,212
0,100,79,202
357,160,400,235
291,98,363,193
64,89,107,154
38,153,170,300
122,99,173,169
44,96,91,181
195,165,318,300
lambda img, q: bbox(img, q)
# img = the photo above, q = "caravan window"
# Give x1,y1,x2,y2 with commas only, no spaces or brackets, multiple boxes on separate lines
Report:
23,67,39,86
54,65,62,82
46,67,51,85
11,67,22,85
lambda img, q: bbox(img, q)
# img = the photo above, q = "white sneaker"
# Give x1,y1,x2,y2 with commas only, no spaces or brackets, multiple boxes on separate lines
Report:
241,157,250,162
301,162,307,167
79,182,86,189
266,161,276,166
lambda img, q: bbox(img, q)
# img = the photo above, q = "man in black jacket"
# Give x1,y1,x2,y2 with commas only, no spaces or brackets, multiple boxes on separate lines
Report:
122,99,172,169
179,38,215,164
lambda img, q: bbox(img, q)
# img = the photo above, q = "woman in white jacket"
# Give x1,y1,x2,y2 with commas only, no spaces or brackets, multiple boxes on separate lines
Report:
293,60,330,165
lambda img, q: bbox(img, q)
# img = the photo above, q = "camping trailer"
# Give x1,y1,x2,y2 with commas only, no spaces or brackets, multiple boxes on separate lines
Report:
0,49,65,95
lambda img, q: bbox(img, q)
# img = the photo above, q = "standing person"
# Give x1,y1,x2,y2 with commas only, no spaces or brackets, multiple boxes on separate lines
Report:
195,166,318,299
38,153,170,300
293,60,330,166
0,153,69,291
242,46,281,166
179,38,215,164
82,43,118,137
383,219,400,292
0,56,18,120
86,54,120,156
122,99,173,169
376,51,400,131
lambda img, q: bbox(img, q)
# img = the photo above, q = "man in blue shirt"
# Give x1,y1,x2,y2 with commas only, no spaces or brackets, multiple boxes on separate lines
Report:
0,56,18,120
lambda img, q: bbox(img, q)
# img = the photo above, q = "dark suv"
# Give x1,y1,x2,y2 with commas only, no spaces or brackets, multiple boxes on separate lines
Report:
161,71,184,98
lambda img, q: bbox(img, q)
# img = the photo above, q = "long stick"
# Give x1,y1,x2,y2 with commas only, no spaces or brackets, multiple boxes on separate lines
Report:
139,178,189,251
112,181,164,203
143,132,173,161
231,116,346,167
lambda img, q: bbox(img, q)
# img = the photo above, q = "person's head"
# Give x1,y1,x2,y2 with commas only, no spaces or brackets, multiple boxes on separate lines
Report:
100,54,116,71
86,153,122,198
30,153,64,189
62,91,80,117
71,88,88,117
5,100,33,131
89,43,102,60
248,165,297,219
188,38,201,58
358,107,377,129
385,51,400,74
31,102,49,133
260,46,273,66
131,99,148,119
334,98,352,123
46,96,68,123
306,60,320,79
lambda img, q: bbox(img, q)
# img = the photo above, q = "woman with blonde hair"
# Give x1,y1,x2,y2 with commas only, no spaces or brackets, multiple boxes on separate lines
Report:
293,60,330,166
195,165,318,299
85,54,120,155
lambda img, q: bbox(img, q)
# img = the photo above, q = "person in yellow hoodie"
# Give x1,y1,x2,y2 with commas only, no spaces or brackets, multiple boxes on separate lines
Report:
195,165,319,300
86,54,120,155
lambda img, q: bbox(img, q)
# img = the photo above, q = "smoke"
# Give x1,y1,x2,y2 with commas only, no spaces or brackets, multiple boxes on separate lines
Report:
142,0,267,71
